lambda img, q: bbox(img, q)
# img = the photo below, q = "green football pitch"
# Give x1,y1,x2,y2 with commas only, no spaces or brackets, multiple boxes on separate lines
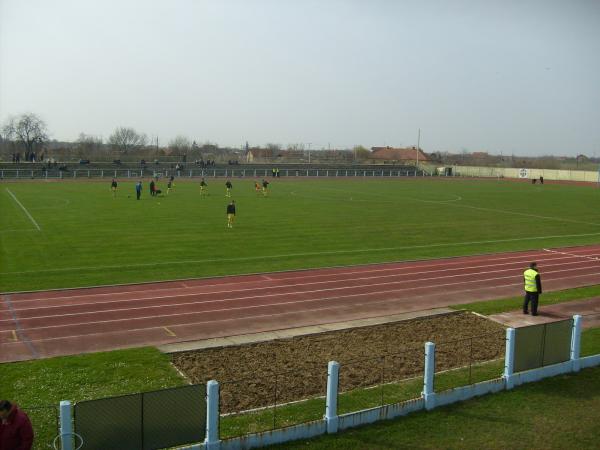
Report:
1,178,600,292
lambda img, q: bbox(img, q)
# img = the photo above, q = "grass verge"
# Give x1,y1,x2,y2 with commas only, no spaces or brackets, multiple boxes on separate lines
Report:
271,365,600,450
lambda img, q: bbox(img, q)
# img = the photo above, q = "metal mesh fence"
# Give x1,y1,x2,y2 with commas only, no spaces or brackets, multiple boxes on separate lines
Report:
219,363,327,440
336,345,426,414
435,330,506,392
21,405,59,450
581,312,600,357
338,356,386,415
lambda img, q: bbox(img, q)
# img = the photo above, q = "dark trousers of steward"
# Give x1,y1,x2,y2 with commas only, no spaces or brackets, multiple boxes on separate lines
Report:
523,291,539,315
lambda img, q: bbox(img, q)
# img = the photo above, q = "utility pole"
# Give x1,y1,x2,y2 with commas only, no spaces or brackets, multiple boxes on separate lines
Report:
416,128,421,168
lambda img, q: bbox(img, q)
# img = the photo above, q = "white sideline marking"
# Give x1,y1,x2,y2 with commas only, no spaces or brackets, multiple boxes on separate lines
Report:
543,248,600,262
4,265,599,331
4,231,600,276
304,185,600,227
1,270,597,344
6,254,599,313
447,203,600,227
5,189,41,231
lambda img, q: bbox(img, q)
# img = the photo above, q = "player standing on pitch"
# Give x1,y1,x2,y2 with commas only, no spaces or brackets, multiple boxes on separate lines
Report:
111,178,118,198
227,200,236,228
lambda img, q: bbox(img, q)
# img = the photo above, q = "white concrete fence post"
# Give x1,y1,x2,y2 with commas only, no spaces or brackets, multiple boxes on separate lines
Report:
423,342,436,410
59,400,73,450
571,315,583,372
503,328,516,389
204,380,220,450
325,361,340,433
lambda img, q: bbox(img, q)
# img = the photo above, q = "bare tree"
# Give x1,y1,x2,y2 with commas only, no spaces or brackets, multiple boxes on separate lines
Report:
265,143,281,151
2,113,49,156
168,135,191,154
76,133,104,159
108,127,147,153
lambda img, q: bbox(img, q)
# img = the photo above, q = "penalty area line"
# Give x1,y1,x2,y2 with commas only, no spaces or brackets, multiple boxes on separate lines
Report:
5,189,41,231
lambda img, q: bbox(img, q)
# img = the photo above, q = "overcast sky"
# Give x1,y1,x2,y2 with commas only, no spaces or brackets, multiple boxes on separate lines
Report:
1,0,599,155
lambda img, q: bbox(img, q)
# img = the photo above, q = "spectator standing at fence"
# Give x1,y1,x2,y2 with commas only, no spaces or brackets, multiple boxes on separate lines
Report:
111,178,118,198
523,262,542,316
0,400,34,450
226,200,236,228
135,180,142,200
225,179,232,197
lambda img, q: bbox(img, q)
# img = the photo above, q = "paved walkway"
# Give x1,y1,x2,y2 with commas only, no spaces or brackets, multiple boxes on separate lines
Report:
488,297,600,328
159,308,454,353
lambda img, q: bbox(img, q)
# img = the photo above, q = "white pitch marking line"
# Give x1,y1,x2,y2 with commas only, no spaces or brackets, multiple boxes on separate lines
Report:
5,189,41,231
318,184,600,227
5,231,600,276
2,270,597,345
8,250,600,309
0,229,38,233
5,265,600,332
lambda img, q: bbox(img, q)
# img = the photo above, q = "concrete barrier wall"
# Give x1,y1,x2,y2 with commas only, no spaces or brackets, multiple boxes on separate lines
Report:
452,165,598,183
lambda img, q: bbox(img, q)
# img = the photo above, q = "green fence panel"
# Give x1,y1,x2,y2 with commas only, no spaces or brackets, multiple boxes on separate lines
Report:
514,324,545,372
542,319,572,366
142,385,206,450
75,393,142,450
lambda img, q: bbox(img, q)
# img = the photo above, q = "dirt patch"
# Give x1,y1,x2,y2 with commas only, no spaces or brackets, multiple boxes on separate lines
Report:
171,311,505,413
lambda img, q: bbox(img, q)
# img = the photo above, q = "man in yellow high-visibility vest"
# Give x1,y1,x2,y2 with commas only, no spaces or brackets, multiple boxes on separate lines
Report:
523,262,542,315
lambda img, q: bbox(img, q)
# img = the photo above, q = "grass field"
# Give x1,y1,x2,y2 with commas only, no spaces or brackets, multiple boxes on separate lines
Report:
2,178,600,292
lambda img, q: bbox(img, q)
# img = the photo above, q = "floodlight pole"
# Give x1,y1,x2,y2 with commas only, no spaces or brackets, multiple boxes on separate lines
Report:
416,128,421,169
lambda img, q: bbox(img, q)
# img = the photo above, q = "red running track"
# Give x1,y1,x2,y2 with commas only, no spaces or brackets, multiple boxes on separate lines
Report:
2,244,600,362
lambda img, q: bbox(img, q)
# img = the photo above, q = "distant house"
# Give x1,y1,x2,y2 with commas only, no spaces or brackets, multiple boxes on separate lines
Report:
370,146,429,164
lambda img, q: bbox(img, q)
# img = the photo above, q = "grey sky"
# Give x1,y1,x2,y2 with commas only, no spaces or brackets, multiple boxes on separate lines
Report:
1,0,599,155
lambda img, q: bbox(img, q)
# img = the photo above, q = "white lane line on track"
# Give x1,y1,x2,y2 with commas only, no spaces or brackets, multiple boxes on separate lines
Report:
5,189,41,231
4,232,600,276
9,246,600,305
6,248,560,302
4,265,599,332
543,248,600,262
2,270,597,345
8,251,600,310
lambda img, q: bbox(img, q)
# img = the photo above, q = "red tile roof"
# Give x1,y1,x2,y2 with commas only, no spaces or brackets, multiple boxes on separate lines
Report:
370,147,429,161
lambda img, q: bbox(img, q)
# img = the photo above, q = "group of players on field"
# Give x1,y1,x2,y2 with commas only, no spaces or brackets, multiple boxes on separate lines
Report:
110,177,271,228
